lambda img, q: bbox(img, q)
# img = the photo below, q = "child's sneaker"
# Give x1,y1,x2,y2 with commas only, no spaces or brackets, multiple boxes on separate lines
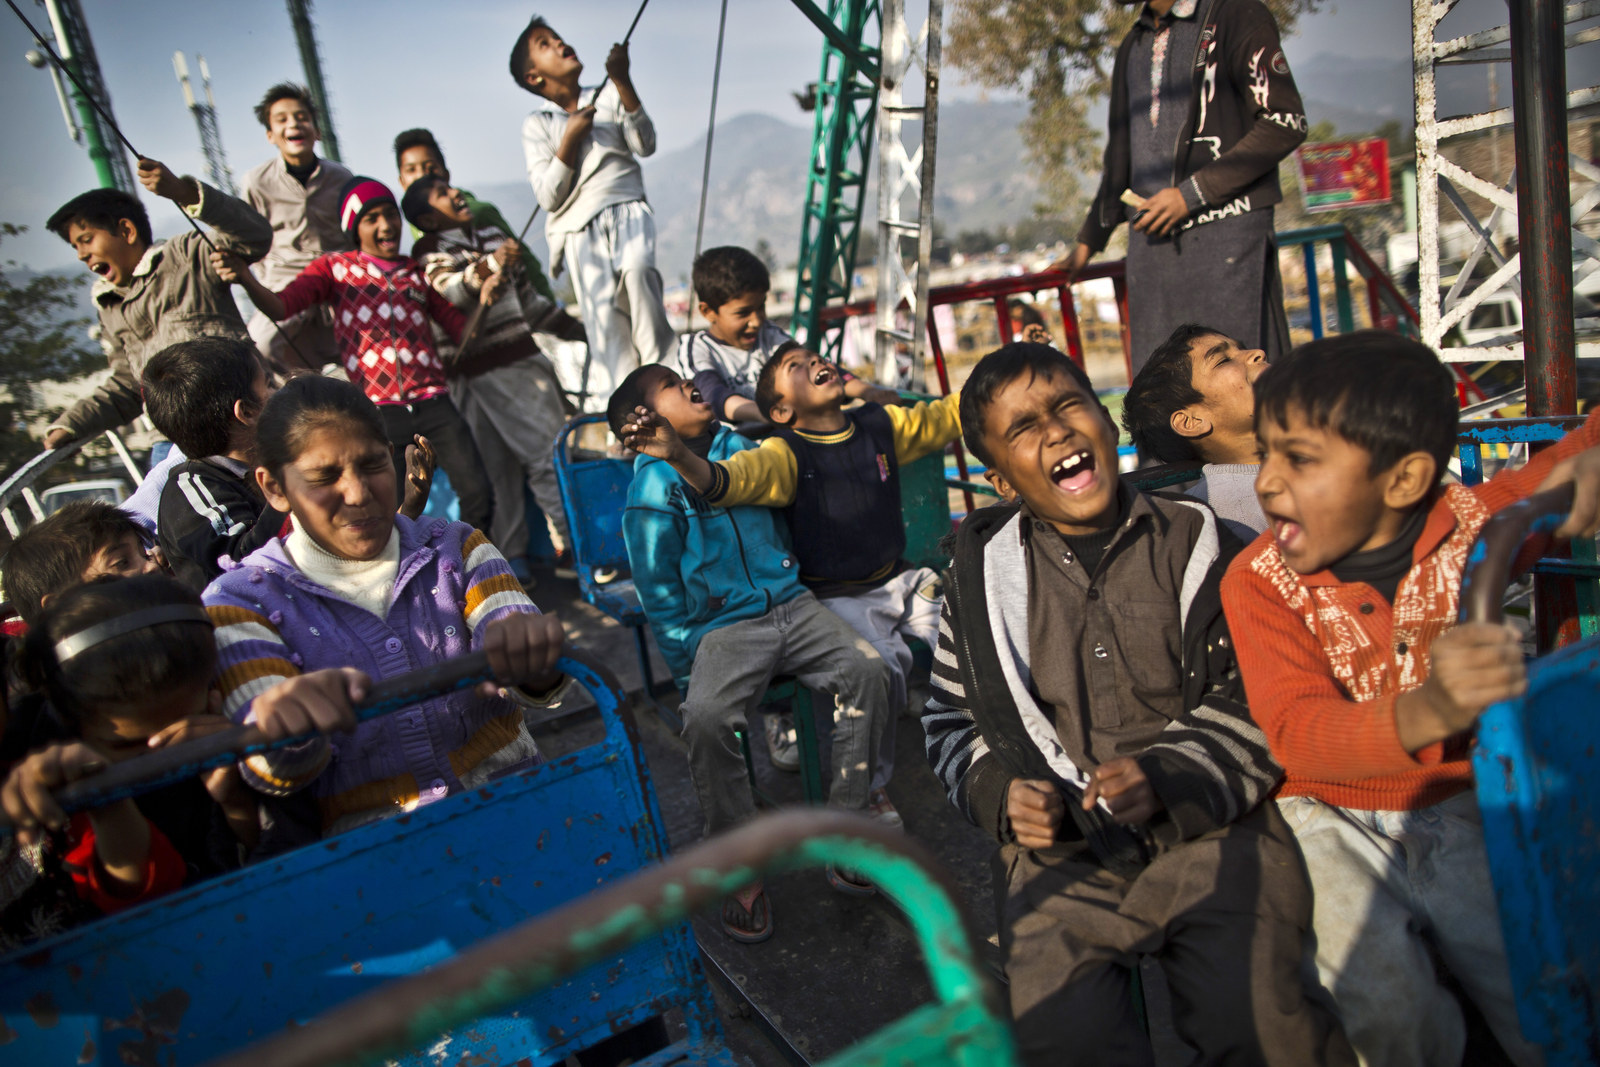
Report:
868,787,902,829
765,711,800,772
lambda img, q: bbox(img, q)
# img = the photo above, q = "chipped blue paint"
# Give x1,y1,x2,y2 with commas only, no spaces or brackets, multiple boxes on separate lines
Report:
0,652,730,1066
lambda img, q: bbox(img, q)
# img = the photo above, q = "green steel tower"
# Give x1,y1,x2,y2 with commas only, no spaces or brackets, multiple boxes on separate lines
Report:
285,0,342,162
40,0,134,192
788,0,882,358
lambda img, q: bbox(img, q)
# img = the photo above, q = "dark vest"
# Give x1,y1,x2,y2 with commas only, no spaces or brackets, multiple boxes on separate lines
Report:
776,404,905,588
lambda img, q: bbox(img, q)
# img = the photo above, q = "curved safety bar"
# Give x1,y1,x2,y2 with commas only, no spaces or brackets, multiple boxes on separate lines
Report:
0,649,616,827
1460,484,1576,625
208,809,1013,1067
0,430,146,527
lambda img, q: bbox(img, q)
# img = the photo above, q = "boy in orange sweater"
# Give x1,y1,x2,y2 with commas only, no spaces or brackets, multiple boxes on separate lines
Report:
1222,332,1600,1066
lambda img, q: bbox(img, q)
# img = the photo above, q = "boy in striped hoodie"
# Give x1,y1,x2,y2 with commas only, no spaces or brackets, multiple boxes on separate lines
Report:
1222,332,1600,1064
920,343,1351,1065
403,175,572,580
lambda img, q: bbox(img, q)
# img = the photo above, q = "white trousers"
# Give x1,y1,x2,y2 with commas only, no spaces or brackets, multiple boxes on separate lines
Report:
561,201,676,410
1278,792,1542,1067
821,566,943,791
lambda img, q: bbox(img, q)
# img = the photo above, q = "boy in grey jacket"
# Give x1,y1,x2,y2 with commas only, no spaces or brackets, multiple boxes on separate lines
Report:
44,158,272,448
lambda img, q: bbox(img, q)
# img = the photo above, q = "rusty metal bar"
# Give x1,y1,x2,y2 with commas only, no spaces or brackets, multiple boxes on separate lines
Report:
1511,0,1578,414
207,810,1008,1067
0,651,520,824
1461,484,1576,624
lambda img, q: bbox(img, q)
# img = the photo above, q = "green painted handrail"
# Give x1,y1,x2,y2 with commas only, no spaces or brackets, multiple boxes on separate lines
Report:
211,811,1017,1067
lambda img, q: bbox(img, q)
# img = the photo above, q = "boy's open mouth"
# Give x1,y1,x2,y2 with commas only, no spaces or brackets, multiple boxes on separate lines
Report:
1268,514,1304,552
812,365,836,386
689,387,706,405
1050,449,1097,493
90,261,111,277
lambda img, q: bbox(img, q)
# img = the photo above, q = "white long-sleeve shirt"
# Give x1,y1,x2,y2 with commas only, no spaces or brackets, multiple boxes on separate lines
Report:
521,82,655,275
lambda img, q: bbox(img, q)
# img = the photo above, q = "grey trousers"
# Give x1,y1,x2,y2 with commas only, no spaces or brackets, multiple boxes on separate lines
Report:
1279,792,1543,1067
449,356,571,557
680,592,890,836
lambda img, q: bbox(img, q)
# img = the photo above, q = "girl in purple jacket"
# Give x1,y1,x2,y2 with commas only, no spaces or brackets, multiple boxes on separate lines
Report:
202,375,566,839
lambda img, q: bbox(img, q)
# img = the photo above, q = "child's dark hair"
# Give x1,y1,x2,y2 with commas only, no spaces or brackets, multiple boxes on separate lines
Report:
400,174,450,232
142,338,263,461
254,82,318,129
3,503,145,627
21,574,215,730
694,247,770,311
47,189,152,248
509,16,556,95
960,343,1099,468
1254,331,1458,476
393,128,445,172
606,365,677,439
754,341,807,423
1122,323,1218,464
255,375,389,479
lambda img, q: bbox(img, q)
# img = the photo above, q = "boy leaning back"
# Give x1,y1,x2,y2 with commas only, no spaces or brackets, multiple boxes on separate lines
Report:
611,365,890,941
512,15,675,404
625,343,959,821
1223,332,1600,1065
923,342,1352,1066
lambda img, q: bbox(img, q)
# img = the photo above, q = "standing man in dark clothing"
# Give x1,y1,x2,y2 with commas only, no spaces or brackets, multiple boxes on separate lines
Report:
1052,0,1306,374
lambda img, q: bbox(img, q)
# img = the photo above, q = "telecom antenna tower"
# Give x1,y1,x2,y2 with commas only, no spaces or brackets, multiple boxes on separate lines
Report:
173,52,236,195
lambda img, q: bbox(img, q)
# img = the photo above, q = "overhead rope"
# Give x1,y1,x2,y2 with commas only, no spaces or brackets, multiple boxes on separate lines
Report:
5,0,313,373
692,0,730,277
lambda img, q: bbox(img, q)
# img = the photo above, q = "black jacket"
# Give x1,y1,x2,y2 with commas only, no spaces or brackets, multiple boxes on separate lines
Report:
1078,0,1307,252
158,458,287,593
922,496,1279,878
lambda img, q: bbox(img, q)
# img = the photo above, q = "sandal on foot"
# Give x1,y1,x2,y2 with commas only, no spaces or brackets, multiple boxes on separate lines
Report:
721,888,774,944
826,865,876,897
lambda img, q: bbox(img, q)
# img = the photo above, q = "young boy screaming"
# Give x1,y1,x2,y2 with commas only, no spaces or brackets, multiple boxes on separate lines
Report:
1223,331,1600,1065
923,342,1352,1065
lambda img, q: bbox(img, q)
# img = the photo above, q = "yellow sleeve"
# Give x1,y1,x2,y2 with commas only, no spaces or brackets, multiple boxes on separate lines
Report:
884,390,962,465
704,436,799,508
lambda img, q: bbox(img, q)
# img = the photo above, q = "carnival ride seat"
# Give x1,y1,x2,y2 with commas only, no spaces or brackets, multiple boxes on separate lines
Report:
0,651,733,1066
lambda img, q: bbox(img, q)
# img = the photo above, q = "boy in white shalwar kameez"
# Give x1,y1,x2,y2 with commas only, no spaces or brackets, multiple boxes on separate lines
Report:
512,16,675,409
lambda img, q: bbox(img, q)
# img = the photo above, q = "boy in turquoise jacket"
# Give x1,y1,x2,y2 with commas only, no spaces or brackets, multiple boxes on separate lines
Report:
610,365,891,943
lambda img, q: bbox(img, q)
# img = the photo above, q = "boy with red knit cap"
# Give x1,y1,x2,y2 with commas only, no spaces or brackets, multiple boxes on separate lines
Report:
216,177,494,533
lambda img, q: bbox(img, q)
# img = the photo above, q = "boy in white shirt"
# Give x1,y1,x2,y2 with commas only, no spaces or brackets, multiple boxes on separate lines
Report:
511,16,675,409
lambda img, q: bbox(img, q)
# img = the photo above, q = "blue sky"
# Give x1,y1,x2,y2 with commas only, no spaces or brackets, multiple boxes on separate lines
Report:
0,0,1525,272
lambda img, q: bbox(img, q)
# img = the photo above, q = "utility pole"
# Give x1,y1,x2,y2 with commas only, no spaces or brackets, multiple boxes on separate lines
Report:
284,0,341,162
39,0,135,192
174,53,236,195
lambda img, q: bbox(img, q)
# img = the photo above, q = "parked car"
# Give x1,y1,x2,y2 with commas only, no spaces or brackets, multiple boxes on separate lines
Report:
39,478,129,515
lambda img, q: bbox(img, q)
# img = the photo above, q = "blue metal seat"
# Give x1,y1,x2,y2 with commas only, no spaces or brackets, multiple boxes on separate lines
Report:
0,651,732,1066
552,414,678,728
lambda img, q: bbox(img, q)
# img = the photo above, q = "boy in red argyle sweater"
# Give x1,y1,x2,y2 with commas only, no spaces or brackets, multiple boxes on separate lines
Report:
215,176,494,532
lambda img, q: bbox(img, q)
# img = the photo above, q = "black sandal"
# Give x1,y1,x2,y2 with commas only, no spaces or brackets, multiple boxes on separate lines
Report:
826,865,876,897
721,887,774,943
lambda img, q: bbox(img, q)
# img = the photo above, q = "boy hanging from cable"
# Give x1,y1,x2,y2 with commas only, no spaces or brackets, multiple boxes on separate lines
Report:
510,14,676,410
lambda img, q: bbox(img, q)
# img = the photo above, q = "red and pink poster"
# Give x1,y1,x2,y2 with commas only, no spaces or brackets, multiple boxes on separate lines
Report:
1295,139,1392,212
